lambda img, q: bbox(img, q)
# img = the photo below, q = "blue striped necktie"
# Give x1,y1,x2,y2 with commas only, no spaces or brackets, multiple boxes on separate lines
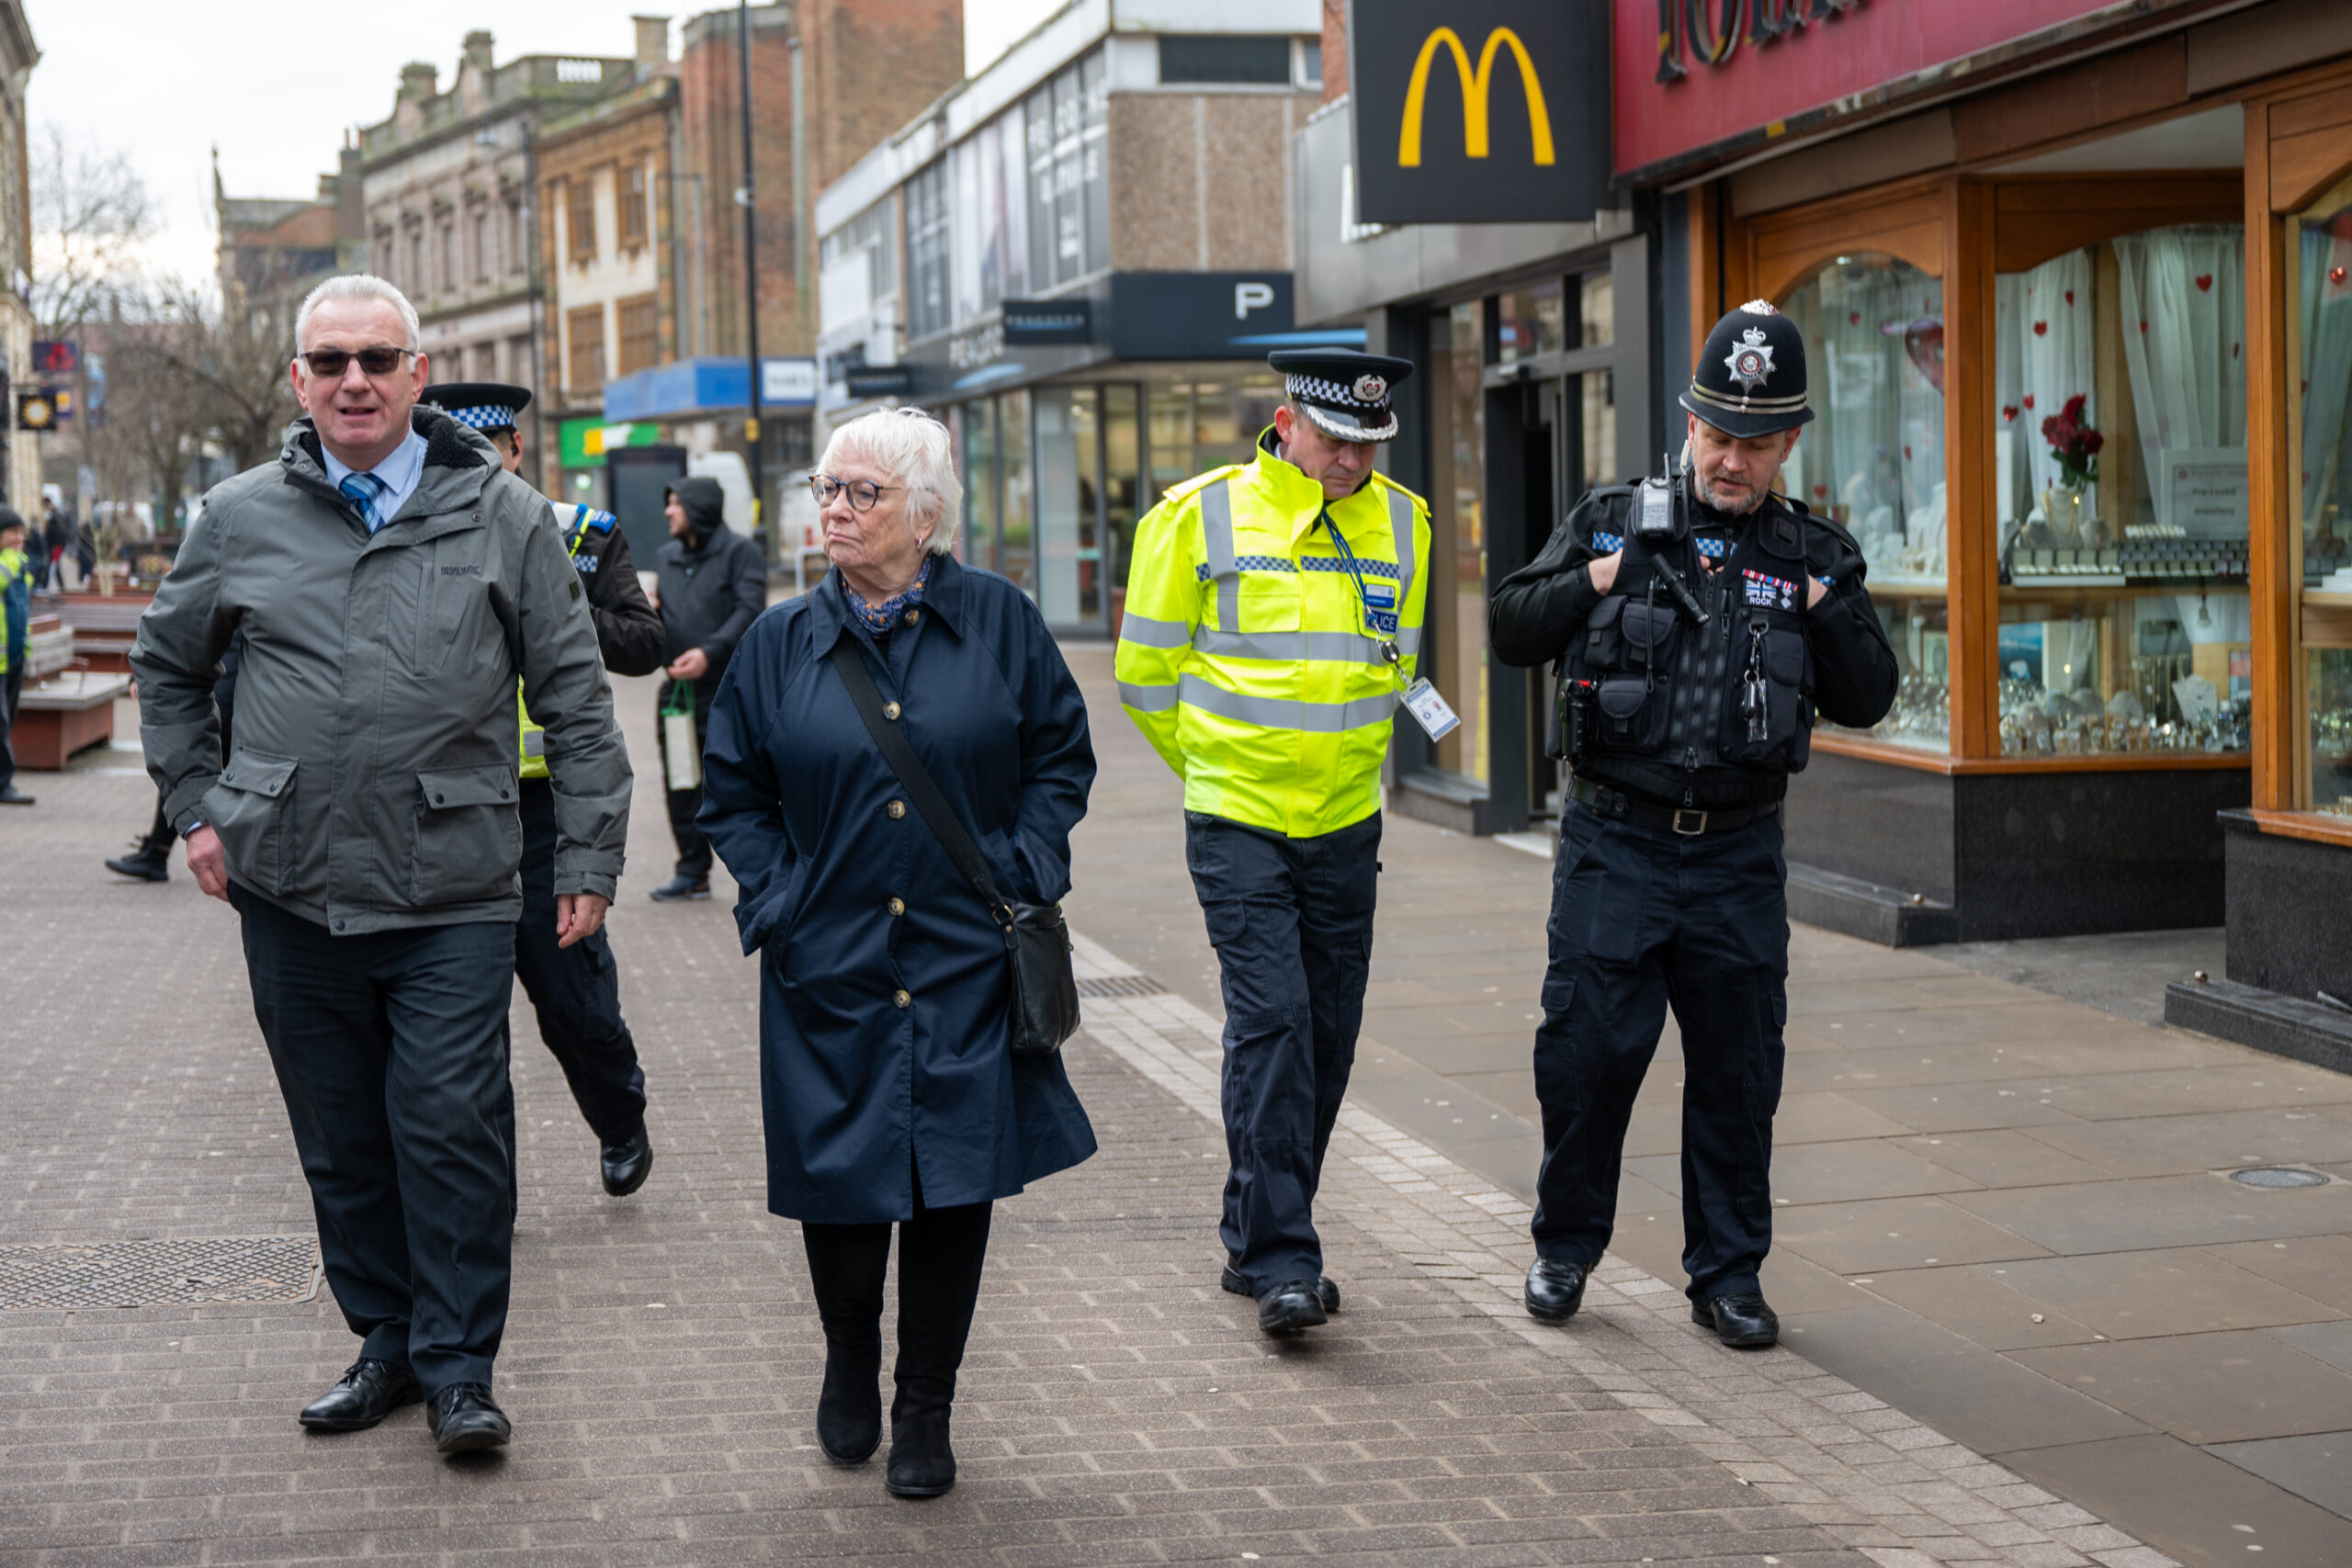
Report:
339,471,389,534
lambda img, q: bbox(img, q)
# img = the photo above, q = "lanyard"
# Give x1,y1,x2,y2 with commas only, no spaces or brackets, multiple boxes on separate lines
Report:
1317,507,1405,680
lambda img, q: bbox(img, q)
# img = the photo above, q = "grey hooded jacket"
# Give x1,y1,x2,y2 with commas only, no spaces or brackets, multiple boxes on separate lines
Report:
132,409,632,935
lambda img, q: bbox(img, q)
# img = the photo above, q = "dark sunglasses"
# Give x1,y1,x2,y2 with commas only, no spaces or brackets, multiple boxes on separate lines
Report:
808,474,900,513
300,345,414,378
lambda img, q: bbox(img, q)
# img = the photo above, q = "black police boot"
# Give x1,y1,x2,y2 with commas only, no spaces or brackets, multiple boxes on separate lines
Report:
648,874,710,902
1693,1292,1780,1348
1524,1258,1589,1323
297,1358,421,1431
424,1382,513,1454
0,784,35,806
600,1129,653,1197
1255,1279,1328,1336
105,837,173,882
1222,1259,1339,1314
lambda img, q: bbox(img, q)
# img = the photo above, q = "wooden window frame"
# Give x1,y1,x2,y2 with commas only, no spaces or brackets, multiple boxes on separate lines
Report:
616,291,659,377
618,162,650,250
565,175,597,264
566,304,605,393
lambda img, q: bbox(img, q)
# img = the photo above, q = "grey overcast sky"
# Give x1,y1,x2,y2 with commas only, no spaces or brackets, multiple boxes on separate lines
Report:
30,0,1059,286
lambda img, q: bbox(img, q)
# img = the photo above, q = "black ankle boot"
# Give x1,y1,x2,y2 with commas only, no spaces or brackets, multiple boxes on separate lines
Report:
105,839,172,882
816,1336,882,1464
884,1393,956,1498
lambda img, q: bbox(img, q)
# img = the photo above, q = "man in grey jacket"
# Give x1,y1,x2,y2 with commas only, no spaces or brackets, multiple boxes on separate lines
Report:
132,275,631,1458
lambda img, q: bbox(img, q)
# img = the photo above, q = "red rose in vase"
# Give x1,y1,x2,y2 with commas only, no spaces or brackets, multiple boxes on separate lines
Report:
2040,393,2104,490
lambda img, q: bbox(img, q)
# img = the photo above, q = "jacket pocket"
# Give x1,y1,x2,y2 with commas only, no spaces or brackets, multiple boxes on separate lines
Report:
203,749,298,897
411,764,521,907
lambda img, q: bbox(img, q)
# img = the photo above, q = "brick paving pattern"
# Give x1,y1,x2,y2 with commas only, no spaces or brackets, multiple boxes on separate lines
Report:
0,685,2166,1564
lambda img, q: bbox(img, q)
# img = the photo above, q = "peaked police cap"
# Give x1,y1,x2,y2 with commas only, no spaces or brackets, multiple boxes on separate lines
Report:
1268,347,1414,444
424,381,534,433
1680,301,1812,439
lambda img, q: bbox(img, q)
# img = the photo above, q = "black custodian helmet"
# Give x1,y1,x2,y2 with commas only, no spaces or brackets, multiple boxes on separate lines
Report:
1680,301,1812,439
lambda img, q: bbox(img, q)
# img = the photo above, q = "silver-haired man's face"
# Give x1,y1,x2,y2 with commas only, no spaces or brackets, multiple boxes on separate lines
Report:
290,298,428,468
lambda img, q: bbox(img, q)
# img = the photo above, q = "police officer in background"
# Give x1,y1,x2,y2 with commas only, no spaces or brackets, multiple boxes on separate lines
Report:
1118,349,1433,1337
1489,303,1898,1348
428,383,664,1196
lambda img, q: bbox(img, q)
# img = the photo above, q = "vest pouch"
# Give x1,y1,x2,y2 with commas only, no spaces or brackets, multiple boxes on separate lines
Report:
1583,596,1628,670
1593,674,1670,752
1618,601,1679,671
1722,621,1812,767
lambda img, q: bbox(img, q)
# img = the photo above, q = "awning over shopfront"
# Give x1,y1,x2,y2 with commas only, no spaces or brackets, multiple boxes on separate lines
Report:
602,356,819,422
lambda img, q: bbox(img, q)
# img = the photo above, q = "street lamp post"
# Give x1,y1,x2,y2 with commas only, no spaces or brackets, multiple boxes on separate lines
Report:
737,0,766,558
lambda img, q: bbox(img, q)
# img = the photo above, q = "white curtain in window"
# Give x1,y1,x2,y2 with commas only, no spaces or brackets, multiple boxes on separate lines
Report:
1785,259,1944,575
1996,249,2098,512
2300,211,2352,524
2115,224,2248,475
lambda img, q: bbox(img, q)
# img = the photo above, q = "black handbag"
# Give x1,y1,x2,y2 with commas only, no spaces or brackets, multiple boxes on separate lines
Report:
829,638,1080,1058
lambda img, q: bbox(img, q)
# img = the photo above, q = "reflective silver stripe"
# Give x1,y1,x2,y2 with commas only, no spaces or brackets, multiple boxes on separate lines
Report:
1386,485,1418,629
1200,479,1238,632
1194,626,1422,663
1118,680,1181,713
1177,672,1398,732
1118,613,1192,649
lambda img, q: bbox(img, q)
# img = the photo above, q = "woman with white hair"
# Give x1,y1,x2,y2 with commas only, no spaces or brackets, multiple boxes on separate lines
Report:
697,407,1098,1498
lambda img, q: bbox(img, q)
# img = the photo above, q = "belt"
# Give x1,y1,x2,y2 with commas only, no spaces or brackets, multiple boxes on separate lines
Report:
1567,775,1781,837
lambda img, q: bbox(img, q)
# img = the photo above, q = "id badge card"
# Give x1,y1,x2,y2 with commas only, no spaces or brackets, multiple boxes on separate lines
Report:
1399,677,1461,740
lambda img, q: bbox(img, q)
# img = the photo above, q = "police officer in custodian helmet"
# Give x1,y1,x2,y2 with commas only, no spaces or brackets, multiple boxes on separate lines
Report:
1488,303,1898,1348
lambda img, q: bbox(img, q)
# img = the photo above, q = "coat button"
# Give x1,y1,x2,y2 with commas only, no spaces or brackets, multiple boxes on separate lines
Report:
883,701,901,720
887,799,906,819
892,988,911,1009
887,897,905,917
903,609,921,626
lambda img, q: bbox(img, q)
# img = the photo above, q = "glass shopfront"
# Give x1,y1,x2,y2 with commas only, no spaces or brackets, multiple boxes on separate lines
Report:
2292,170,2352,815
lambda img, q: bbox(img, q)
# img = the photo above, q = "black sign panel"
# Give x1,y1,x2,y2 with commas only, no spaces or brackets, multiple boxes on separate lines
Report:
1348,0,1608,225
1001,298,1092,345
843,366,916,399
1107,273,1299,360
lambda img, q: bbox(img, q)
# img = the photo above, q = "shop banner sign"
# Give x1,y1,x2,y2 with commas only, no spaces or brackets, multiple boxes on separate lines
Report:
560,417,660,468
1614,0,2119,181
1349,0,1609,225
1003,299,1093,345
844,366,915,399
762,356,818,406
1108,273,1308,360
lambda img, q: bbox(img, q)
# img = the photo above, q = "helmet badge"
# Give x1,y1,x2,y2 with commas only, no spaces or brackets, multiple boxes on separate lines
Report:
1351,373,1388,403
1724,326,1776,392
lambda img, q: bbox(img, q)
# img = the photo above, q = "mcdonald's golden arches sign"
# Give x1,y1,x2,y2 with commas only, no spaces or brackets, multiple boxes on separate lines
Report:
1348,0,1607,225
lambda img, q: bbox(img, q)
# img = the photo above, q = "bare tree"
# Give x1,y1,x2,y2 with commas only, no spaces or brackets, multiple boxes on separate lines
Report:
140,277,300,473
29,123,154,339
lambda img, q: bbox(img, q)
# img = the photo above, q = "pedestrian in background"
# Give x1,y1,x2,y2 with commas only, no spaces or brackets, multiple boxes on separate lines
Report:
0,507,31,806
1114,349,1432,1337
426,381,662,1200
132,274,632,1456
699,407,1096,1499
40,497,72,590
649,475,764,901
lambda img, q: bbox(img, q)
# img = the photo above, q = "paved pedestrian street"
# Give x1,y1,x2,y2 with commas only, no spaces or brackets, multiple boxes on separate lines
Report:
0,653,2341,1566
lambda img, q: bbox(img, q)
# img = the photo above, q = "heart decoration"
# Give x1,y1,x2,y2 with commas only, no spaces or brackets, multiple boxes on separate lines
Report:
2140,320,2150,333
2064,290,2075,306
2001,405,2019,423
1903,445,1913,460
1901,317,1946,394
2233,343,2241,359
2033,321,2049,336
2334,265,2348,287
1849,311,1860,326
2196,274,2214,292
1812,484,1828,499
2023,394,2036,411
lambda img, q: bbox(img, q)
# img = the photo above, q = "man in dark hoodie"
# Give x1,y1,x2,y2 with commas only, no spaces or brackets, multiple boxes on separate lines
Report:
650,475,766,900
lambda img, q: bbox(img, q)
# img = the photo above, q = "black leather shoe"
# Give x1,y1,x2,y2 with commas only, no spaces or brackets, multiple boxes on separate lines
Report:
0,785,34,806
1221,1263,1339,1314
1255,1279,1328,1336
884,1404,956,1498
298,1359,421,1432
1524,1258,1589,1323
816,1342,883,1465
648,875,710,902
105,841,171,881
424,1382,512,1454
1693,1292,1780,1348
600,1131,653,1197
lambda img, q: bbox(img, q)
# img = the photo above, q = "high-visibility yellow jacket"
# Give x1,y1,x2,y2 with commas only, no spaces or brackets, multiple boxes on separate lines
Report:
517,502,597,781
0,545,25,675
1116,434,1431,839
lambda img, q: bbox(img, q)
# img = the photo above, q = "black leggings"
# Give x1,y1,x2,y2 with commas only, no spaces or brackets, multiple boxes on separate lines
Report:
800,1175,992,1412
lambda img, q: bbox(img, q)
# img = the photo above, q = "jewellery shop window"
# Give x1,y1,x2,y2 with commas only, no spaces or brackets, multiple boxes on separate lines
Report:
2290,171,2352,815
1994,225,2250,757
1780,254,1951,750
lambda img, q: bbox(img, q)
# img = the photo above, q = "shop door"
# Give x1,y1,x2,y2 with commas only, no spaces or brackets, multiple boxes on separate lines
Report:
606,446,688,574
1481,376,1571,829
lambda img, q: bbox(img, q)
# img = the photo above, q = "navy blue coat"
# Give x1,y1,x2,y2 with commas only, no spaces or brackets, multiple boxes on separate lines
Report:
697,553,1098,1224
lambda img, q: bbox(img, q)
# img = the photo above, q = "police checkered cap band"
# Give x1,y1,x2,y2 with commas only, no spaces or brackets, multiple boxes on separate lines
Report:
1283,373,1388,409
441,402,520,430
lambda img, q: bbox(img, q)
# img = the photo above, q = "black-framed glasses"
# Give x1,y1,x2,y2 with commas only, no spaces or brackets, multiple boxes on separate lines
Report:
808,474,900,513
300,345,414,378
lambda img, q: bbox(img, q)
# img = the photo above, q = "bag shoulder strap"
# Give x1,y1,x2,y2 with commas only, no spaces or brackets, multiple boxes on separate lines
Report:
828,637,1012,923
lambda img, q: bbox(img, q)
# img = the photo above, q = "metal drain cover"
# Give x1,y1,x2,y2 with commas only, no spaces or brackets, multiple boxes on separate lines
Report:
1076,974,1168,998
2229,1167,2331,1189
0,1237,321,1310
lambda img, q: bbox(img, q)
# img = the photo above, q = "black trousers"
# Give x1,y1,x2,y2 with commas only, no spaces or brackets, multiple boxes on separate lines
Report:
655,678,713,881
235,886,517,1393
799,1175,992,1415
1530,799,1789,1306
0,665,18,794
513,777,647,1145
1185,810,1380,1295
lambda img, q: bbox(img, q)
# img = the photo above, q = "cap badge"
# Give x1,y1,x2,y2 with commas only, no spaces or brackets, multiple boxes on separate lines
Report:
1351,373,1388,403
1724,327,1776,392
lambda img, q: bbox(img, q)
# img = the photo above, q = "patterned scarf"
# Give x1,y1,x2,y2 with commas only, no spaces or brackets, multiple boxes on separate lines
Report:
842,553,933,633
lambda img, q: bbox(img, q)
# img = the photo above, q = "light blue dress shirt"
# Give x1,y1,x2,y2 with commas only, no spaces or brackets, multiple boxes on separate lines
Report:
322,426,428,533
